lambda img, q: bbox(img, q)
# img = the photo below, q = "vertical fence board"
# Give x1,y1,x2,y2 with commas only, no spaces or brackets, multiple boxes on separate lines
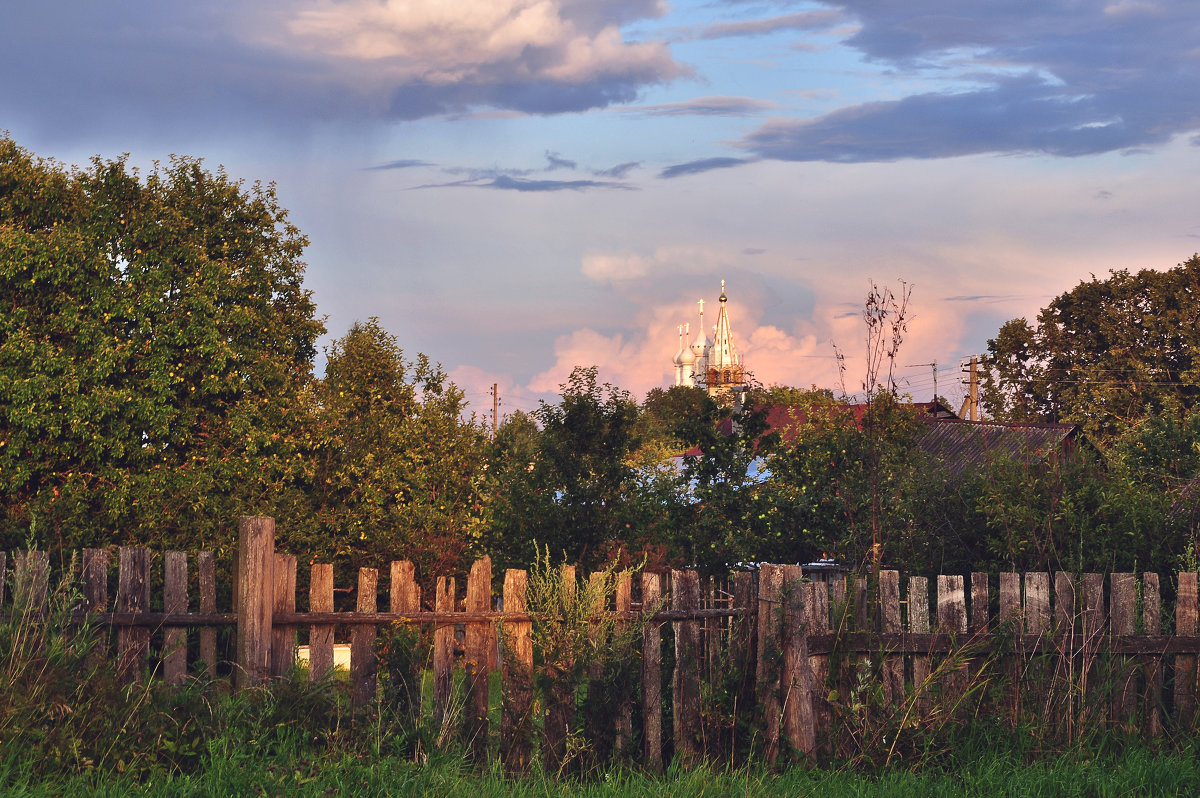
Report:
642,571,664,773
614,571,633,757
198,552,218,682
544,565,576,774
390,561,420,615
308,563,334,682
433,576,456,726
351,568,379,707
501,569,533,774
782,567,815,760
673,569,702,764
1025,573,1051,634
937,575,967,703
1000,573,1021,723
909,577,930,712
1174,572,1197,724
13,551,48,617
880,571,903,706
756,564,784,765
117,547,150,684
731,569,756,754
1141,573,1162,738
464,557,492,760
388,560,422,718
808,576,830,750
82,549,108,614
270,554,297,679
1054,572,1078,739
971,572,990,632
1080,573,1105,727
236,516,274,688
1109,573,1136,728
163,552,189,686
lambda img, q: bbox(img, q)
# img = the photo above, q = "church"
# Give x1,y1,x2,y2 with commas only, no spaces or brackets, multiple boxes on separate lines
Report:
671,280,746,397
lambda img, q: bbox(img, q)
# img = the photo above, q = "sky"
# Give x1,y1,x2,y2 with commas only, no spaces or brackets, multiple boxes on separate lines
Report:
3,0,1199,418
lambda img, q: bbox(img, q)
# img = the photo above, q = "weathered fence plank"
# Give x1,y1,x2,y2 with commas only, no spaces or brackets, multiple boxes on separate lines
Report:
82,549,108,614
937,574,967,703
236,516,274,687
198,551,218,682
971,572,989,632
117,547,150,684
271,554,297,679
464,557,492,760
1109,573,1136,728
673,569,702,764
433,576,455,726
351,568,379,707
501,568,532,774
781,566,814,760
757,563,784,765
642,571,663,773
1175,572,1197,724
1000,572,1020,723
163,552,189,686
544,565,576,774
614,571,633,758
880,570,903,706
1141,573,1162,738
308,563,334,682
909,576,930,712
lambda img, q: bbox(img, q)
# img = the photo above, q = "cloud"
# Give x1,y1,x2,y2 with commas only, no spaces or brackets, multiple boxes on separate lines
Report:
420,175,632,191
730,0,1200,162
681,10,846,41
0,0,689,137
593,161,641,178
659,157,754,178
545,151,578,170
366,159,431,170
625,95,780,117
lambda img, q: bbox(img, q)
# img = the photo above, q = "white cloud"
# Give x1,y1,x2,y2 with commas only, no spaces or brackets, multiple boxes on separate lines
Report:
276,0,682,87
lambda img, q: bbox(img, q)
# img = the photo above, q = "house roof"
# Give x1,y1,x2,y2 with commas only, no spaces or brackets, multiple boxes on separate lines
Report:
914,418,1078,478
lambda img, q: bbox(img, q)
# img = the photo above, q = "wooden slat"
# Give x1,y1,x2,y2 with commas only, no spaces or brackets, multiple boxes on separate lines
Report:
308,563,334,682
163,552,189,686
82,549,108,614
937,574,967,704
464,557,492,761
388,560,422,717
501,569,532,774
236,516,274,688
880,570,903,706
1109,573,1136,728
350,567,378,707
756,564,784,765
731,570,756,755
117,547,150,684
198,552,218,682
808,575,831,751
1174,572,1197,725
270,554,297,679
909,576,930,713
999,572,1021,724
971,572,990,632
1080,573,1105,728
614,571,633,758
782,566,814,760
433,576,456,726
544,565,575,774
13,550,48,616
1025,573,1050,635
673,569,702,764
642,571,663,773
1142,573,1162,738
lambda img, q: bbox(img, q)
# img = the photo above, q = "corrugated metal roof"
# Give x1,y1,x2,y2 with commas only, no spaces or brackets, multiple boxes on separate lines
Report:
915,418,1078,478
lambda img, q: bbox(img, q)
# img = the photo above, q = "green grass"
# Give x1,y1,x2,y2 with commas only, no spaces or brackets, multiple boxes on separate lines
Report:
4,741,1200,797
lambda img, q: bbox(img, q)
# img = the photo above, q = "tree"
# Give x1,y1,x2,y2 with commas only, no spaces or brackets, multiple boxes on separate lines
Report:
0,136,323,553
311,319,488,580
982,256,1200,440
487,367,678,572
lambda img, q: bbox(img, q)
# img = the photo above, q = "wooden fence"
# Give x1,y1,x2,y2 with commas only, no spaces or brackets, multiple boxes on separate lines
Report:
5,515,1200,770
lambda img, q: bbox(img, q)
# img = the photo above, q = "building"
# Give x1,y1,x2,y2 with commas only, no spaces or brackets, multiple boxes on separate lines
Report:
672,280,745,398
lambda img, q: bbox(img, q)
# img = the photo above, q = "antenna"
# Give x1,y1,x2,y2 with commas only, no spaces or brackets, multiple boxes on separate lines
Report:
906,361,938,403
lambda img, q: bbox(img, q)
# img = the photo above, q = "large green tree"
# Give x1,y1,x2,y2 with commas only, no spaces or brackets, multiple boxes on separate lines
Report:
310,319,488,578
982,256,1200,440
0,136,323,552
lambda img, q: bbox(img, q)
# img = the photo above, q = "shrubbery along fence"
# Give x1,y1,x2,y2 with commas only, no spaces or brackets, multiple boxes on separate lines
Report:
5,515,1200,771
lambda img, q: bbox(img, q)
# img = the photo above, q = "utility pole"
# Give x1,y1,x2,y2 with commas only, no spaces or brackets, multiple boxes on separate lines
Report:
960,356,981,421
490,383,500,440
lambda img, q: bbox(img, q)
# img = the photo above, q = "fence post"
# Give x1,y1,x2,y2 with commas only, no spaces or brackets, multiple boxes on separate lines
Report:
351,567,379,707
163,552,189,686
756,564,784,765
1142,573,1162,738
1174,572,1196,725
117,547,150,684
672,569,702,764
464,557,492,761
236,515,275,688
308,563,334,682
501,568,533,774
198,552,218,682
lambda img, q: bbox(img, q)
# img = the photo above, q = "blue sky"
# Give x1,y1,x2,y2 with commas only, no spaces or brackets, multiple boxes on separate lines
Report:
4,0,1199,415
